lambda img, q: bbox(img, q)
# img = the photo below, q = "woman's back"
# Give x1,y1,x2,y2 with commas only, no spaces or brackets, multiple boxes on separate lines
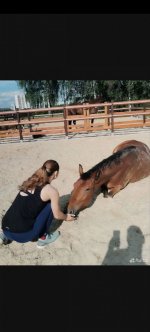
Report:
2,186,49,233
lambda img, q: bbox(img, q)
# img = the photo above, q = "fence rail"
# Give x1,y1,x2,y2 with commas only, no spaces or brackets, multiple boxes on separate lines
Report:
0,99,150,140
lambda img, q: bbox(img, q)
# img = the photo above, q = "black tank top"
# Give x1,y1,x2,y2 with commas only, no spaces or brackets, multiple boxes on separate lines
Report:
2,186,49,233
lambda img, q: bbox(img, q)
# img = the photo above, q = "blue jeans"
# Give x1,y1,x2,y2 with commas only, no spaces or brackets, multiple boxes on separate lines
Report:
3,203,54,243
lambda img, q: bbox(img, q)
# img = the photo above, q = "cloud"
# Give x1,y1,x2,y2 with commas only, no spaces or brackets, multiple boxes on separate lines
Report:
0,81,24,108
0,90,24,108
0,90,23,98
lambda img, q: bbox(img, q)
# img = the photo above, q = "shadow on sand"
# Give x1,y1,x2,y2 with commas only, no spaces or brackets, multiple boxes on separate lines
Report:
101,225,146,265
48,194,71,233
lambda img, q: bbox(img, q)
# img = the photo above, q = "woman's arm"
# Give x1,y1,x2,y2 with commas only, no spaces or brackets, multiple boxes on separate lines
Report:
44,185,75,221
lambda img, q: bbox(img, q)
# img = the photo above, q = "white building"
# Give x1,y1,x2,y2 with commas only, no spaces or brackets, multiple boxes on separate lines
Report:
15,94,30,109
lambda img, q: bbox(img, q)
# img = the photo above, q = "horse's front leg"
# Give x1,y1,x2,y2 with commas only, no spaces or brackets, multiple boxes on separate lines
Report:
101,184,109,198
107,184,123,197
91,118,94,127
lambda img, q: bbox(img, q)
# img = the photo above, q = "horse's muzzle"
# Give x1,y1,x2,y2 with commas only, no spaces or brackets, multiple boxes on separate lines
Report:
67,208,79,217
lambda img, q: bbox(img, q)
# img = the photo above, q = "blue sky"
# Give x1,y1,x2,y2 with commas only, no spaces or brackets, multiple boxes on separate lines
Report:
0,81,24,108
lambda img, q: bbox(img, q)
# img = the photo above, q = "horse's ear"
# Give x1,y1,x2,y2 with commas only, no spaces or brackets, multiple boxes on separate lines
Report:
79,164,83,176
95,170,100,182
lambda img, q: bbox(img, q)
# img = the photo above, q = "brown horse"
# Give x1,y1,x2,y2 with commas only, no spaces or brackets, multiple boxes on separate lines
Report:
68,107,97,126
68,100,101,126
67,140,150,215
113,139,150,154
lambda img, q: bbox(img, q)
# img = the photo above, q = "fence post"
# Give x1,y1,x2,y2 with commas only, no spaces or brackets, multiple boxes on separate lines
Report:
63,107,68,137
143,105,146,126
28,111,32,132
104,103,110,128
86,106,90,130
16,109,23,140
83,107,87,131
110,103,114,133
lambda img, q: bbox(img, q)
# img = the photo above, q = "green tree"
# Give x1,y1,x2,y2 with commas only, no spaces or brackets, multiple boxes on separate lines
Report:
17,80,59,107
17,80,150,108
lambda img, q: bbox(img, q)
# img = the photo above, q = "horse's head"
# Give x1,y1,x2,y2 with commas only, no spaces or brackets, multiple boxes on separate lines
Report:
67,164,100,216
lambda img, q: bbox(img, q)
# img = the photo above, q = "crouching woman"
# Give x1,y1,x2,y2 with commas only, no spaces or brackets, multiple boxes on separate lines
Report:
0,160,76,248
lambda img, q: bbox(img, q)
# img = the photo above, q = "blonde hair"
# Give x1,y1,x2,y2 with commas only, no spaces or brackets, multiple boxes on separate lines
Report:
19,160,59,192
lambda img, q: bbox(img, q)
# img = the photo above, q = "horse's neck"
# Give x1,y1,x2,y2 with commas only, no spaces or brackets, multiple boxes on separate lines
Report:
94,166,118,186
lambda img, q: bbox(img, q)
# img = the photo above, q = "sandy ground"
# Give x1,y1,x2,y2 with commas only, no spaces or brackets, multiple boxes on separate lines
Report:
0,130,150,265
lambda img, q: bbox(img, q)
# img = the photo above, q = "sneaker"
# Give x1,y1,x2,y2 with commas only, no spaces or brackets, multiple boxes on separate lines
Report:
36,230,60,248
0,232,12,245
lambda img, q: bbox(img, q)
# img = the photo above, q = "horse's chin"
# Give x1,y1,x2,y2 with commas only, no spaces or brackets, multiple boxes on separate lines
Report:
67,207,79,217
74,211,80,217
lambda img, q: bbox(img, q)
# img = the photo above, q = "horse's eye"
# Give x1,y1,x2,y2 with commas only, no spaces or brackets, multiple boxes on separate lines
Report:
85,188,90,191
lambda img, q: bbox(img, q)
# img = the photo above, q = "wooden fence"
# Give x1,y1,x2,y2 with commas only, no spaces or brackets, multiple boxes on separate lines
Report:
0,99,150,140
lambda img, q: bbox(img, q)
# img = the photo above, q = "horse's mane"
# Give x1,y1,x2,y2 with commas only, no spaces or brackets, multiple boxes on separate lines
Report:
81,146,137,180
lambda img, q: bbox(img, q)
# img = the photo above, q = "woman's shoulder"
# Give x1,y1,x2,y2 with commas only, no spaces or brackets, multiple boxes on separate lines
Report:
41,184,59,195
40,184,59,202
